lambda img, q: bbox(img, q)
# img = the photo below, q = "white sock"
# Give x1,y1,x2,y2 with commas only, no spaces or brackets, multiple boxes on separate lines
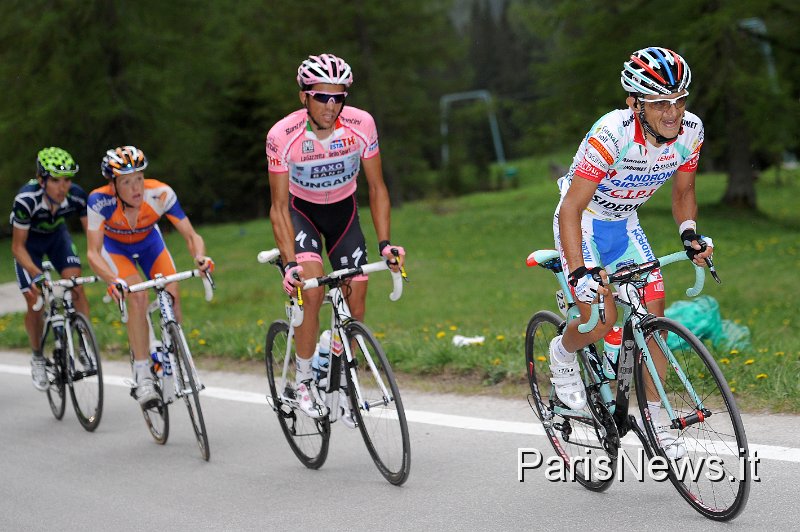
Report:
133,359,152,383
551,336,576,363
647,401,662,426
296,356,313,383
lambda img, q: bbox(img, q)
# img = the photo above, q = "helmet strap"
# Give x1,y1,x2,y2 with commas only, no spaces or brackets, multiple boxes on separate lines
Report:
637,104,678,145
111,180,136,210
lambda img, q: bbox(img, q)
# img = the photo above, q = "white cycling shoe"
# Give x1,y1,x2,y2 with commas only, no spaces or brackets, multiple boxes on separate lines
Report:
31,356,48,392
638,418,687,460
338,389,357,429
549,337,587,410
296,380,328,419
135,377,160,408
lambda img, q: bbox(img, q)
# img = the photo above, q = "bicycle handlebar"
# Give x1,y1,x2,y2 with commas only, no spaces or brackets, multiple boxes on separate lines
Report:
32,275,99,312
117,269,215,324
256,248,404,301
577,251,707,333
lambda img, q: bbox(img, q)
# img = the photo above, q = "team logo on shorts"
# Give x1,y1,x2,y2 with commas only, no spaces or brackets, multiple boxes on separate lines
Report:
302,140,314,154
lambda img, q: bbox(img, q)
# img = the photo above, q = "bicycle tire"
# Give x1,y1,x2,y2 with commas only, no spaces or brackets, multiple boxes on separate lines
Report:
67,313,104,432
344,320,411,485
634,317,749,521
264,320,330,469
525,310,617,491
42,323,66,420
167,322,209,461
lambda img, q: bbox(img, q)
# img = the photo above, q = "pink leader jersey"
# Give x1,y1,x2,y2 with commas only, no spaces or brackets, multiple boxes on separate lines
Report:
266,106,380,204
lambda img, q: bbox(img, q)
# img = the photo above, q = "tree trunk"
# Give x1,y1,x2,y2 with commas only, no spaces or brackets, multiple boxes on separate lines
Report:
721,87,757,209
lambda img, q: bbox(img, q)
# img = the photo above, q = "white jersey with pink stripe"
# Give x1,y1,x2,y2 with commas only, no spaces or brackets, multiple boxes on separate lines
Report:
266,106,380,204
557,109,704,221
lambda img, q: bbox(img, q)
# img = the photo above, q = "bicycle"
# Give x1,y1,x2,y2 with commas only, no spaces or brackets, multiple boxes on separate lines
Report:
116,268,215,461
257,248,411,485
32,260,103,431
524,249,750,521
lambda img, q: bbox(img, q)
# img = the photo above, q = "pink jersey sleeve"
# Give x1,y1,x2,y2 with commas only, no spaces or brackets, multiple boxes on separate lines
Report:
267,110,307,174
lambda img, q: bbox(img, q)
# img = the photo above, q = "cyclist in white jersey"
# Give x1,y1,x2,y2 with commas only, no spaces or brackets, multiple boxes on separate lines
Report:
548,48,714,452
267,53,405,419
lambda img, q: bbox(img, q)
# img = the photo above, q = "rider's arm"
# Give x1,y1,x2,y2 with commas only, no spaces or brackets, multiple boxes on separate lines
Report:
672,169,712,264
268,170,297,265
557,177,597,272
362,153,391,245
11,226,42,279
86,228,118,285
671,169,698,229
171,216,207,262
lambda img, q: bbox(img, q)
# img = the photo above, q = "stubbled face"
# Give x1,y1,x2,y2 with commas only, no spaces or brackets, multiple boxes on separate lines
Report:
114,171,145,207
300,82,347,132
41,176,71,204
639,91,688,141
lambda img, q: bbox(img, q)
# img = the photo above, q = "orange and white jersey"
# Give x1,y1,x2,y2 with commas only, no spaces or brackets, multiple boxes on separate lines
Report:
87,179,187,244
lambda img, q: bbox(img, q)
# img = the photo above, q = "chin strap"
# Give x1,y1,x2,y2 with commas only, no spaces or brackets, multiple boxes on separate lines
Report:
638,107,679,145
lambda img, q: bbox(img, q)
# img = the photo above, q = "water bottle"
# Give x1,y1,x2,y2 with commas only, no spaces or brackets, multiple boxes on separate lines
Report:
312,330,331,387
602,326,622,380
150,345,163,378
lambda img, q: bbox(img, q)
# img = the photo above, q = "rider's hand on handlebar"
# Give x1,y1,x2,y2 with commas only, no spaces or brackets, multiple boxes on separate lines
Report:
568,266,610,304
379,240,405,273
107,277,128,303
195,255,215,273
282,262,304,296
681,229,714,267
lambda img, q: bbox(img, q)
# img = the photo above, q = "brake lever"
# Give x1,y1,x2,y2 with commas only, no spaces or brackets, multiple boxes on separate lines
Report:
705,257,721,284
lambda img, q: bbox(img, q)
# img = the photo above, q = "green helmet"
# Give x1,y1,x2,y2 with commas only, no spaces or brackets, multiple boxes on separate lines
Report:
37,147,79,179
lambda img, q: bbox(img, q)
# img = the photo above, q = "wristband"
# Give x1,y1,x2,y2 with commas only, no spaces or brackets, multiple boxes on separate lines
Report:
679,220,696,236
284,261,298,274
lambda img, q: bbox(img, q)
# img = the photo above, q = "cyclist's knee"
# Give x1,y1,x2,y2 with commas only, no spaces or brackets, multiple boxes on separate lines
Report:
127,290,149,311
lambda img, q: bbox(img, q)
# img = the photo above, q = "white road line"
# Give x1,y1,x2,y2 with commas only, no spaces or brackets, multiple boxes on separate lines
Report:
2,363,797,463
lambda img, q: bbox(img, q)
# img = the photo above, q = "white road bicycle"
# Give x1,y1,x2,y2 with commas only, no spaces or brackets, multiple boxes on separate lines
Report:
34,261,103,431
257,249,411,485
116,269,215,461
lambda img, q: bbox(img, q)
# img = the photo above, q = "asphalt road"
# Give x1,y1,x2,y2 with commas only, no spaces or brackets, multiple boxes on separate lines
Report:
1,350,798,531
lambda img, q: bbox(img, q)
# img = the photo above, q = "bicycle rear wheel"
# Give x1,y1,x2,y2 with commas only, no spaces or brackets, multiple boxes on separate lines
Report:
67,313,104,431
344,321,410,485
265,320,330,469
525,310,617,491
635,317,749,521
167,322,209,461
41,324,66,420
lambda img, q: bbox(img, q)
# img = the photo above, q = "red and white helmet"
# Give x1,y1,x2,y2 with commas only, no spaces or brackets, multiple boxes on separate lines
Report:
297,54,353,89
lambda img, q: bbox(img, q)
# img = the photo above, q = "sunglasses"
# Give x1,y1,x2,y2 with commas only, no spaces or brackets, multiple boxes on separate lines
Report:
304,90,348,104
641,92,689,112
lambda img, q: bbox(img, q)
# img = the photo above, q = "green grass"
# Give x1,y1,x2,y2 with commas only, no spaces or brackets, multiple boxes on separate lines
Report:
1,157,798,411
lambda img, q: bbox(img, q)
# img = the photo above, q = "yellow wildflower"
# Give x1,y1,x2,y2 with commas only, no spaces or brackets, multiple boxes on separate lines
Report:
744,359,754,365
257,319,264,326
496,335,505,341
755,373,768,380
436,331,446,339
536,356,546,362
199,339,207,345
449,325,458,331
720,358,730,364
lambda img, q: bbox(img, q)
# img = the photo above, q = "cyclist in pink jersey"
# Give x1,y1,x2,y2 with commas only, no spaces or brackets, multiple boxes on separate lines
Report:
548,48,714,456
267,53,405,419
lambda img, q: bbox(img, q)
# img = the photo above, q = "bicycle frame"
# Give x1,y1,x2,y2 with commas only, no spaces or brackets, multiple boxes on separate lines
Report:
531,250,707,437
120,269,213,402
36,262,97,376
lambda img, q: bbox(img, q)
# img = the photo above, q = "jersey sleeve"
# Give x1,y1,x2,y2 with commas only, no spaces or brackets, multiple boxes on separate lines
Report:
68,183,88,217
267,127,289,174
573,118,620,183
678,122,704,173
359,111,380,159
86,191,108,231
147,180,186,224
10,194,33,230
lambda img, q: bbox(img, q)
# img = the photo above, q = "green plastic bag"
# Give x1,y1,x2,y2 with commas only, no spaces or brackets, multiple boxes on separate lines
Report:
664,295,750,351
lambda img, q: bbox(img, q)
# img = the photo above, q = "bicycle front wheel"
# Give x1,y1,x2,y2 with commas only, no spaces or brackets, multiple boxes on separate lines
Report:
344,321,410,486
41,323,66,420
167,322,209,461
265,320,330,469
67,313,104,432
635,317,749,521
525,310,617,492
